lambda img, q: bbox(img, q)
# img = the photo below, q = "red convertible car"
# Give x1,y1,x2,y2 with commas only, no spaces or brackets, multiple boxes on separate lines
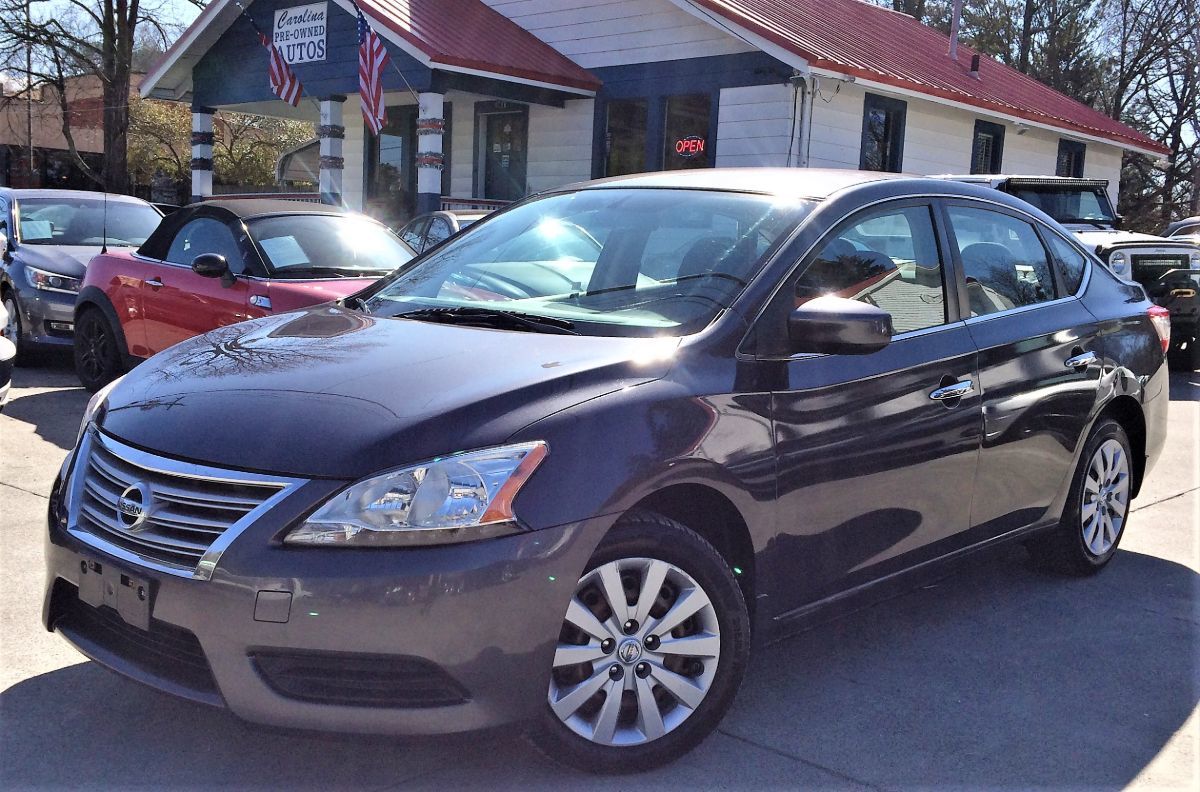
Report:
74,200,414,390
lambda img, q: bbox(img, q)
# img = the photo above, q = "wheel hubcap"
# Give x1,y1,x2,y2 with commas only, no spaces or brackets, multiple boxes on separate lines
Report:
79,320,109,378
1082,438,1130,556
548,557,720,747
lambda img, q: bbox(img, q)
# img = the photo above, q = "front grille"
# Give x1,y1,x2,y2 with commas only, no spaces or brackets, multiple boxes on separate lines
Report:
1130,253,1190,271
252,650,470,708
69,431,300,578
53,582,220,699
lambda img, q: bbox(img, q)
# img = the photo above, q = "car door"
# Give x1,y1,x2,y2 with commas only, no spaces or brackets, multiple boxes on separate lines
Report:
943,200,1102,537
143,215,251,354
765,201,983,614
424,215,454,249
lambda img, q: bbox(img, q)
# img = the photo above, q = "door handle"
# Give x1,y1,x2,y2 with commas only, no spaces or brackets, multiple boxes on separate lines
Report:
929,380,974,401
1064,351,1097,369
144,277,163,289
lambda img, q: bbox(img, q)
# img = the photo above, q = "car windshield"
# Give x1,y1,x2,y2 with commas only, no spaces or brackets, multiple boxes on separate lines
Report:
1012,185,1116,224
247,214,414,278
364,188,811,337
17,197,160,247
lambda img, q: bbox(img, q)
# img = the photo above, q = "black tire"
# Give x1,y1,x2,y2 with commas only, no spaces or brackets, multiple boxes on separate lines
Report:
1026,418,1133,575
73,308,123,392
1166,332,1198,372
531,510,751,774
2,291,33,366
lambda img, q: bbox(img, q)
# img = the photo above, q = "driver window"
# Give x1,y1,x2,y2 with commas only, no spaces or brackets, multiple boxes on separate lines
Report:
797,204,947,334
165,218,246,273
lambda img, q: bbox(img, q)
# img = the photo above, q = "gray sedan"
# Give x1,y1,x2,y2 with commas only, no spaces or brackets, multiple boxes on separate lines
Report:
0,189,161,362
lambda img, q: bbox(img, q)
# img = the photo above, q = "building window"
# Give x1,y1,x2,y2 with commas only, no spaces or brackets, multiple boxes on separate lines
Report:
663,94,711,171
860,93,906,172
1056,139,1086,177
971,120,1005,174
605,99,647,177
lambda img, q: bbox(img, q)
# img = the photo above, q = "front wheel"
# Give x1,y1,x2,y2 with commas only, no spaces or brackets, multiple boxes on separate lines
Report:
73,309,123,392
533,511,750,774
1027,418,1133,575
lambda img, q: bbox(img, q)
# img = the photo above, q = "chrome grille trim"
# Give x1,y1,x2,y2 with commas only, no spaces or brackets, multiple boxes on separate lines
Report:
66,429,306,580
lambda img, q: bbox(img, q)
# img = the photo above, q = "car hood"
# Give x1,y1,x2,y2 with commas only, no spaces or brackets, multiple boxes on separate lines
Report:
1071,228,1195,252
15,244,106,277
100,306,680,479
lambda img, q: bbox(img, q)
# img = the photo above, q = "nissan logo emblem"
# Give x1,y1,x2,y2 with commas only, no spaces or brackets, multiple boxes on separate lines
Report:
116,482,152,532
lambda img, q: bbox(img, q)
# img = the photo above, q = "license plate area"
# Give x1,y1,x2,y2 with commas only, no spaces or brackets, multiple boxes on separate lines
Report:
77,556,153,631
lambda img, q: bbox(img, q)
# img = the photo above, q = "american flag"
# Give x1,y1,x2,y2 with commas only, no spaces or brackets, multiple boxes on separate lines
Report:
258,33,303,107
356,4,390,135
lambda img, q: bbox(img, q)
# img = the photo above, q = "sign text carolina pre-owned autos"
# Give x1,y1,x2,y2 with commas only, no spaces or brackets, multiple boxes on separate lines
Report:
274,2,327,64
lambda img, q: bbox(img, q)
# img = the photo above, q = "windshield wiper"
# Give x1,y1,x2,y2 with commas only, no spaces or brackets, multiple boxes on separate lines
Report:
393,306,580,335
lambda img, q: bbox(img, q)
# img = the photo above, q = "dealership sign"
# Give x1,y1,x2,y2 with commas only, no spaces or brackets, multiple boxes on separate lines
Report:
274,2,328,63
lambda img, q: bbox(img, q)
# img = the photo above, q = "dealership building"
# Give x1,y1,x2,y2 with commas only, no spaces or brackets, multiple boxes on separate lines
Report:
141,0,1166,220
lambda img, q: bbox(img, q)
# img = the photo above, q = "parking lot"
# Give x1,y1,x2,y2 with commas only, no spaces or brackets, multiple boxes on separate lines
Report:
1,356,1196,790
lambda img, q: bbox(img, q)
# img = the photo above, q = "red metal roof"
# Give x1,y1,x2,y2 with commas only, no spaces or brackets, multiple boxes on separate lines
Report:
359,0,601,92
688,0,1166,154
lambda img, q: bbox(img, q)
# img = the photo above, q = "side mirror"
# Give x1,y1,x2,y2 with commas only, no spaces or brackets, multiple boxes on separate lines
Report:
191,254,235,287
787,295,893,355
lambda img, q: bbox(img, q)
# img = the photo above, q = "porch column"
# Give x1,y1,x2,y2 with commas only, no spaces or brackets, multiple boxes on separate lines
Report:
318,95,346,205
190,105,215,203
416,92,445,214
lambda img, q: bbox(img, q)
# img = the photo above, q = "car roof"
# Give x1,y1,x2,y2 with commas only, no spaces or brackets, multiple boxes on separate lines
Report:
568,168,907,200
191,199,347,219
0,188,153,204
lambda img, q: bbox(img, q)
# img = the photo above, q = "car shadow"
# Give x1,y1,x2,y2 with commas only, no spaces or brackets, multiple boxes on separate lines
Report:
2,545,1195,789
3,362,91,451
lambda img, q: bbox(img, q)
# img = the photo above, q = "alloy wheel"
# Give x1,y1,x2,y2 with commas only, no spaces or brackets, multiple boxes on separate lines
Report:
1082,438,1130,556
77,316,111,381
548,557,720,747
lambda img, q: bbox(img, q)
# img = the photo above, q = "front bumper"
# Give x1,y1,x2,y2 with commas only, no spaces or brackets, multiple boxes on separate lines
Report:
43,453,612,735
14,286,75,347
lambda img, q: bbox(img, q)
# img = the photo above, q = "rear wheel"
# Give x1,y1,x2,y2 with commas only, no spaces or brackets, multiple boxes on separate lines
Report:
533,511,750,773
73,308,123,392
1027,418,1132,575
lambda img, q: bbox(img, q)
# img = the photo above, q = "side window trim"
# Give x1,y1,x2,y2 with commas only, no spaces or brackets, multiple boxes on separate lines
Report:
941,197,1074,323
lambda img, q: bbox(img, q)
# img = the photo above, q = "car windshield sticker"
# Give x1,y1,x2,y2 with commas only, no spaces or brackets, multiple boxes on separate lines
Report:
20,220,53,241
259,235,310,268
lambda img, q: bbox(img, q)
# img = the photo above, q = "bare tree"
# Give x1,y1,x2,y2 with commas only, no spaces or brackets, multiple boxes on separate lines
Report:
0,0,199,192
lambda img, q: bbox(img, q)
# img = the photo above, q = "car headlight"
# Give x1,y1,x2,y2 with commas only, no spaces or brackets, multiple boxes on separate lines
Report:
1107,250,1128,276
285,441,549,547
25,266,81,294
76,376,122,445
1189,250,1199,270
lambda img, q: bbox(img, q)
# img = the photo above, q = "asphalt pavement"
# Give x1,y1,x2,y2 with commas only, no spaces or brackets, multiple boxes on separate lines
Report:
2,354,1197,790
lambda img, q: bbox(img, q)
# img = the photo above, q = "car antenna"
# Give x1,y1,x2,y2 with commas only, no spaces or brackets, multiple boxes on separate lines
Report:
100,186,109,255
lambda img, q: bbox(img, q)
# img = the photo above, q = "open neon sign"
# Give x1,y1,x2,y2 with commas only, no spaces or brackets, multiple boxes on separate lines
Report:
675,135,706,158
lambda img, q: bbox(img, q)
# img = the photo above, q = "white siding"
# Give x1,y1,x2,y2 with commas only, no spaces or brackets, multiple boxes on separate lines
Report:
527,98,595,192
715,84,796,167
341,108,365,210
479,0,753,68
805,80,1127,203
